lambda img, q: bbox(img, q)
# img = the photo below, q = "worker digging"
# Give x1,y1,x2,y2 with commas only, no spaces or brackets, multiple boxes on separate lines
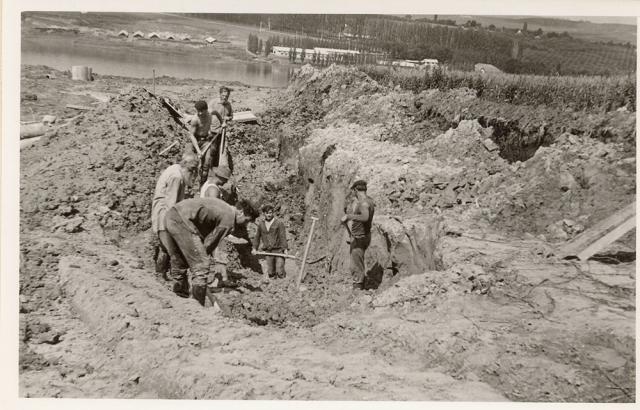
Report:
147,87,382,305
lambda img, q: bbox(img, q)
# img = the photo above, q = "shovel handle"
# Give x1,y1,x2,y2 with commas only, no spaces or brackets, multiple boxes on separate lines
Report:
254,251,298,259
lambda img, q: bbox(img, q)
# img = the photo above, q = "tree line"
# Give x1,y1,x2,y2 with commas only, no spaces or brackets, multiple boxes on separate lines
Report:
208,13,635,75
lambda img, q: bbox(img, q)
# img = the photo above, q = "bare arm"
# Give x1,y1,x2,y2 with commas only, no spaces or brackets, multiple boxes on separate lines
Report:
347,202,370,222
187,119,203,156
202,184,221,199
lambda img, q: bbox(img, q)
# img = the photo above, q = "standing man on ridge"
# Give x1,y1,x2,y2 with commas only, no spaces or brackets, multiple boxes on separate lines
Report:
209,86,234,172
341,180,375,290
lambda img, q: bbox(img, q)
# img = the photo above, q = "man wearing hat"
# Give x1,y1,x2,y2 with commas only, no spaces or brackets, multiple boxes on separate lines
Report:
341,179,376,290
200,165,232,201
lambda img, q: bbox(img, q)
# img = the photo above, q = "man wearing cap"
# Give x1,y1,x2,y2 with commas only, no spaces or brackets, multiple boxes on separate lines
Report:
200,166,232,201
341,180,376,290
164,197,259,305
152,151,199,276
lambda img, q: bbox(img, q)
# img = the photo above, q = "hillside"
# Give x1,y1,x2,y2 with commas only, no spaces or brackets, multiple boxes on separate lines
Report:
438,15,637,45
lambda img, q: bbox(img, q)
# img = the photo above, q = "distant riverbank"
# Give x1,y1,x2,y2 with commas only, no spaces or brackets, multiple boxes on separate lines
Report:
22,33,295,87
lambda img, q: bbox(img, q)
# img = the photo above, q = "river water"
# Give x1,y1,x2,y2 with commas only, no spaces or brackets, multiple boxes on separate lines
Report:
21,37,295,88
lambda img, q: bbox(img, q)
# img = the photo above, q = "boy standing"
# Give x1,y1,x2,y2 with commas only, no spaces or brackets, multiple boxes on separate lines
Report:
252,205,288,279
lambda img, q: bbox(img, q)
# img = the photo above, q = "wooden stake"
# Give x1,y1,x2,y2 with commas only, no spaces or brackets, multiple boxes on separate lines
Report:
158,140,179,156
153,69,156,95
577,215,635,261
296,216,318,290
559,202,636,259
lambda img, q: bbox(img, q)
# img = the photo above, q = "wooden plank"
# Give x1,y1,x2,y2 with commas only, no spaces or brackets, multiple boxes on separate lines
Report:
577,215,636,261
66,104,95,111
559,202,635,258
233,111,258,123
160,97,188,130
161,97,184,118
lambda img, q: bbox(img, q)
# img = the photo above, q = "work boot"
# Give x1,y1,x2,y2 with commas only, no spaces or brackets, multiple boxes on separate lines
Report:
155,249,170,276
170,268,189,298
191,284,207,307
171,278,189,298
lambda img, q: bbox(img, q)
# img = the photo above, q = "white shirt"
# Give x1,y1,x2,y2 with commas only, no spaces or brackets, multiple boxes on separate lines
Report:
265,218,275,231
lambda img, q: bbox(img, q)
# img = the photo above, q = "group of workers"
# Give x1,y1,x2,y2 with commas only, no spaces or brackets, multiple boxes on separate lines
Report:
150,86,376,307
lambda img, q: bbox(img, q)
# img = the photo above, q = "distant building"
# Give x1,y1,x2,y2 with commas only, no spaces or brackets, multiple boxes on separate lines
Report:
205,37,217,44
392,60,419,68
391,59,439,69
117,30,129,37
181,34,191,41
314,47,360,56
166,34,175,40
271,46,290,57
148,32,160,39
132,31,144,38
474,63,502,74
420,59,439,71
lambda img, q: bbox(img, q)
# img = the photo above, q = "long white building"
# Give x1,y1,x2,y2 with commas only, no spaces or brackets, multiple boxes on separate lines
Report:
271,46,360,58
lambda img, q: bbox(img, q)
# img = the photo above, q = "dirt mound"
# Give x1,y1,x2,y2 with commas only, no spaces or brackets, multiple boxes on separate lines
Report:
477,132,636,241
280,65,635,246
21,87,189,239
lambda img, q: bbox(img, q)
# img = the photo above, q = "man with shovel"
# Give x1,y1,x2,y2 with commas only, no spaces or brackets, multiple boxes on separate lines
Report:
164,197,259,306
187,100,229,186
341,180,375,290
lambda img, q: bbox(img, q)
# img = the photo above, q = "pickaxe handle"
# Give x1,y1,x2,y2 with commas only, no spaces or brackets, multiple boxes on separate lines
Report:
296,216,319,290
199,132,222,159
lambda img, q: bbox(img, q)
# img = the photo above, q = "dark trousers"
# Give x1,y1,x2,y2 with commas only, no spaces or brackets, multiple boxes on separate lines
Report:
186,137,219,186
155,230,182,278
164,208,210,287
264,248,286,278
350,236,371,285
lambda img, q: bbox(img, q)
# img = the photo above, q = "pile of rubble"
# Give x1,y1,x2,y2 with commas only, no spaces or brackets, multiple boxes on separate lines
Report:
21,87,189,239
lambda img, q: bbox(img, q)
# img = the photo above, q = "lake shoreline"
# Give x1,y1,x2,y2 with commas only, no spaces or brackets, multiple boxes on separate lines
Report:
22,32,296,87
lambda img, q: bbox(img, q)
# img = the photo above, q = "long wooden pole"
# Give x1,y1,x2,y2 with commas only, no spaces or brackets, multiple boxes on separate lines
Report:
296,216,318,290
158,140,179,156
152,69,156,95
255,251,298,259
218,126,227,166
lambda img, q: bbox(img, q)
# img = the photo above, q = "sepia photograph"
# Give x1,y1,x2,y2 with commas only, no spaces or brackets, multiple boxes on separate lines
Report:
3,0,638,406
